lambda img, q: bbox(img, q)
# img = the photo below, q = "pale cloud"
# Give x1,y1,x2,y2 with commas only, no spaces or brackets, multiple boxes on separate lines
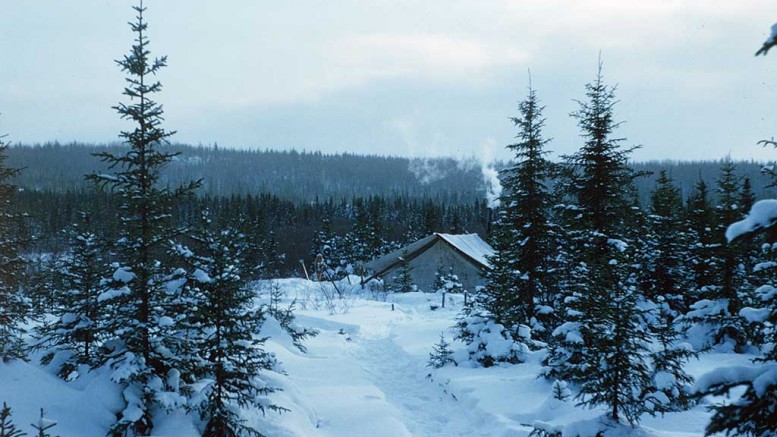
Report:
0,0,775,161
323,33,527,85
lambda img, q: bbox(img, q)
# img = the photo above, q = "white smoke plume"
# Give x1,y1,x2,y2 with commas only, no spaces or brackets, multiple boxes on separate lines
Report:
477,138,502,208
482,165,502,208
406,137,503,209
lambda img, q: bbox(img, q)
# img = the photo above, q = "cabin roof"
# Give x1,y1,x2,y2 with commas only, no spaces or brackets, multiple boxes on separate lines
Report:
363,233,494,282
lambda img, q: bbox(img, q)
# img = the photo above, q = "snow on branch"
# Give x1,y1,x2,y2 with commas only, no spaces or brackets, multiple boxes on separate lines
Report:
725,199,777,242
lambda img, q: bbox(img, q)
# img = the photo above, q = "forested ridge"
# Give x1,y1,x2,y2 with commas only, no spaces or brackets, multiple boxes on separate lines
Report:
7,142,775,202
8,142,777,278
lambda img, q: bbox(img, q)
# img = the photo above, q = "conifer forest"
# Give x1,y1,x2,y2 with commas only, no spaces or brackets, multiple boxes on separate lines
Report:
1,2,777,436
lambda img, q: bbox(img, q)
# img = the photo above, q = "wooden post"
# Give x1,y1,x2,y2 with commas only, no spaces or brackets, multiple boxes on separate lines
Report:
442,292,446,308
300,260,310,281
391,303,395,311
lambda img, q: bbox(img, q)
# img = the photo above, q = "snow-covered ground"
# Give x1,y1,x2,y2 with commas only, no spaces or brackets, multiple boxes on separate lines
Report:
0,278,758,436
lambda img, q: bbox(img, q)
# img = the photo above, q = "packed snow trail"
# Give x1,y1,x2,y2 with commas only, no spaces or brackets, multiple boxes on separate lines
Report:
351,335,494,436
280,292,521,437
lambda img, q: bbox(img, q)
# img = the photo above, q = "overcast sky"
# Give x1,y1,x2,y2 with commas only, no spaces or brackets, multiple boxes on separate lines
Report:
1,1,775,162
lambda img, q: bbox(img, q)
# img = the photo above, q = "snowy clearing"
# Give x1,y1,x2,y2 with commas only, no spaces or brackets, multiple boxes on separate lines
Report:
0,278,758,436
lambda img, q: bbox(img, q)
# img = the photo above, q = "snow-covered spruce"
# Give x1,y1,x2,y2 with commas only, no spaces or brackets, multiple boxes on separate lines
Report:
639,170,690,316
30,408,58,437
263,281,318,353
0,139,29,363
432,266,464,295
643,300,697,415
309,217,350,281
388,249,416,293
479,84,559,342
543,65,695,426
683,160,753,353
35,215,108,379
85,2,201,434
174,220,287,437
686,193,777,436
692,207,777,436
427,332,456,368
0,402,25,437
695,361,777,436
455,303,530,367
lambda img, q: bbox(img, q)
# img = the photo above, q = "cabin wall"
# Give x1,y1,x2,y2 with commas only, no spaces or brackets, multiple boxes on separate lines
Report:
380,240,486,292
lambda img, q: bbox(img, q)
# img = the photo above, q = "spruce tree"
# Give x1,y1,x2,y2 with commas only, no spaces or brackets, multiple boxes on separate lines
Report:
310,217,337,280
263,281,317,353
0,402,25,437
86,2,200,434
390,249,415,292
0,136,28,362
685,161,751,352
30,409,58,437
437,267,464,294
479,83,557,340
739,175,760,280
714,161,751,349
543,63,662,425
174,218,285,437
642,171,688,314
574,264,653,425
642,300,696,416
256,230,284,279
37,213,107,378
432,265,446,293
684,179,719,298
699,220,777,436
427,333,456,368
740,176,756,215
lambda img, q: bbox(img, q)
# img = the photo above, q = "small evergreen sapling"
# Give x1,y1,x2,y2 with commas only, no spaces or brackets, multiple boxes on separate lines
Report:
432,265,446,294
0,403,26,437
37,214,107,378
455,304,531,367
642,300,697,415
427,333,456,368
390,250,416,293
436,268,463,294
551,380,571,402
30,409,57,437
264,281,317,353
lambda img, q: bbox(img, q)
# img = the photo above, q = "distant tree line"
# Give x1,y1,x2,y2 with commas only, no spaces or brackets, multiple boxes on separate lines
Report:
7,143,776,205
16,189,490,277
7,142,486,204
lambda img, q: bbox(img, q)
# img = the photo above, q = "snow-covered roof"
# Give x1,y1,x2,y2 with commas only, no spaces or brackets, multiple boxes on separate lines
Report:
363,233,494,281
437,233,494,268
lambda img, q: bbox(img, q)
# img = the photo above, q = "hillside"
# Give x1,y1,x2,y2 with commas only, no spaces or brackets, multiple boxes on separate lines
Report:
7,143,485,204
7,143,776,204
